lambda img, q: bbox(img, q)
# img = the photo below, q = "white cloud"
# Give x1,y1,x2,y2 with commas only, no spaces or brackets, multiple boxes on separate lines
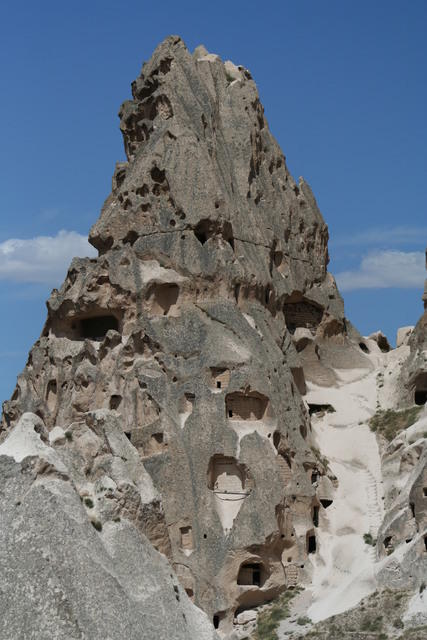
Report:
333,226,427,247
336,250,425,292
0,230,97,285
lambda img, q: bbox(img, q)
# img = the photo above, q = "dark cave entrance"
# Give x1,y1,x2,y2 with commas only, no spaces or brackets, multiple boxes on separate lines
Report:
414,373,427,406
80,315,119,340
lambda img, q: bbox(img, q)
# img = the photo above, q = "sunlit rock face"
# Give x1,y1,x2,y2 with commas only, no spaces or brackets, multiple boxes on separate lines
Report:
1,36,365,634
377,247,427,600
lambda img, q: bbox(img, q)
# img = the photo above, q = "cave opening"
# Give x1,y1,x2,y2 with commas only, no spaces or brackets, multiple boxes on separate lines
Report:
415,390,427,406
308,403,335,416
313,506,319,528
414,373,427,405
284,297,323,334
237,562,264,587
225,390,270,421
307,534,316,554
80,315,119,340
320,499,333,509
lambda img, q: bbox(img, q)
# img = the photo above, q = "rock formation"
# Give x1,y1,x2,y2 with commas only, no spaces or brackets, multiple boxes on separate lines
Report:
1,36,426,639
374,247,427,602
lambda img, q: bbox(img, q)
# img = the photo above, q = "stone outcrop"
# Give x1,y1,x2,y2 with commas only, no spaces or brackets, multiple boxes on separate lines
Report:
374,248,427,601
0,36,356,635
398,248,427,405
2,35,424,638
0,412,216,640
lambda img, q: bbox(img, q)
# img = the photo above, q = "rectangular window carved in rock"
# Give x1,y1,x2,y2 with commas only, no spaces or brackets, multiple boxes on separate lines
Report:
179,526,193,551
225,391,269,421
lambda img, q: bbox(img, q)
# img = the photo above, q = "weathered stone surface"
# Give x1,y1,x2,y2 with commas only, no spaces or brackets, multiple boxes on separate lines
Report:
396,325,414,348
368,330,391,353
0,413,216,640
1,35,424,638
1,36,355,633
399,248,427,407
375,249,427,601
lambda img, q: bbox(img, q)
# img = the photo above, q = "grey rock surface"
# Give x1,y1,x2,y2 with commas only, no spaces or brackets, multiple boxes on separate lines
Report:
0,413,216,640
2,34,423,638
1,35,358,632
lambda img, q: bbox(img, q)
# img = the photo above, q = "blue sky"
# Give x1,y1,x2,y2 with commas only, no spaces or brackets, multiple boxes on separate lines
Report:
0,0,426,403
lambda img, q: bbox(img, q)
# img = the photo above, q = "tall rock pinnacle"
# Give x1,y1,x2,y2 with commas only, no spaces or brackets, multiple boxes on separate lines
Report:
1,36,404,638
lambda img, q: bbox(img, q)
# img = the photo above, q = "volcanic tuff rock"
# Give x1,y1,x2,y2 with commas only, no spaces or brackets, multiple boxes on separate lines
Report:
0,412,215,640
373,248,427,604
1,35,425,639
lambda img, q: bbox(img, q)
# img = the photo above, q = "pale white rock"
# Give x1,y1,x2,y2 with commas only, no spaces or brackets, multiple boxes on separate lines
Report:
396,325,414,347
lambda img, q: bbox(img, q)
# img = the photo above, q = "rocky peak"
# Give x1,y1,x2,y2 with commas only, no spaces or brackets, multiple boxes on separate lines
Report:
2,36,425,639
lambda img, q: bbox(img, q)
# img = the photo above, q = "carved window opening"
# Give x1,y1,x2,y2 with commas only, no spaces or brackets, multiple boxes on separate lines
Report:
313,506,319,528
320,499,333,509
109,395,122,410
194,219,214,245
225,390,270,421
207,455,253,495
237,562,265,587
415,391,427,405
46,380,57,413
211,368,230,391
307,532,316,554
414,373,427,405
179,526,193,551
212,611,226,630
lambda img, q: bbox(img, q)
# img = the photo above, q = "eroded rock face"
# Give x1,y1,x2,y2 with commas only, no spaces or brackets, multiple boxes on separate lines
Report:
1,36,367,633
400,249,427,407
0,412,216,640
376,249,427,595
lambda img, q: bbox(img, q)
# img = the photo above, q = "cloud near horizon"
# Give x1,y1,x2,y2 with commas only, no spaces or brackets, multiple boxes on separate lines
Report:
0,230,97,285
336,250,425,292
